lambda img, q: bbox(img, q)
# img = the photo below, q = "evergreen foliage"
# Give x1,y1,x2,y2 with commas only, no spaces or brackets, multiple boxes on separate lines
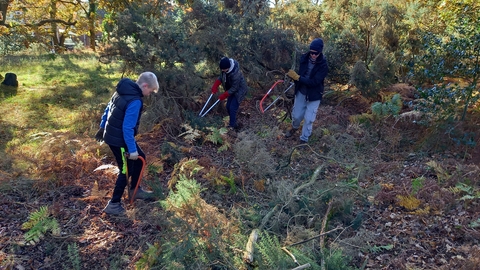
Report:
135,243,161,270
324,248,356,270
371,93,402,117
411,0,480,121
160,176,243,269
256,231,290,268
66,243,81,270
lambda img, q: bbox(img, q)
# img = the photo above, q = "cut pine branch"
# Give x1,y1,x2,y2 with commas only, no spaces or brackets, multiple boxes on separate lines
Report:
243,229,258,264
293,164,324,197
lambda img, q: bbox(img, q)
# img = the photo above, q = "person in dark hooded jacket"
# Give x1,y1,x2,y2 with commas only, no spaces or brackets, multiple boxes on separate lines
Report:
284,38,329,143
95,72,159,215
211,57,248,130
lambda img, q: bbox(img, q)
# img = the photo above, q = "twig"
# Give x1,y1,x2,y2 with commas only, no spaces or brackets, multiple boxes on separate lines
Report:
337,239,363,249
98,217,116,231
282,244,317,270
320,199,333,270
331,224,353,245
282,246,299,265
259,204,280,230
287,226,343,247
290,263,311,270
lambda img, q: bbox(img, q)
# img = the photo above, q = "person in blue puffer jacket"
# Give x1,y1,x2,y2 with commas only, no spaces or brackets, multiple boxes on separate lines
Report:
94,72,159,215
211,57,248,130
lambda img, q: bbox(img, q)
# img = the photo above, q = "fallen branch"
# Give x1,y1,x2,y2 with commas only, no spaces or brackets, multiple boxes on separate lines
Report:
282,247,312,269
282,246,299,265
259,204,280,230
293,164,324,197
320,200,334,270
243,228,259,264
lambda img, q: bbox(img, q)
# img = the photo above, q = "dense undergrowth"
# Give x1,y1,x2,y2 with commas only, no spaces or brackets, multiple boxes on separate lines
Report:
0,54,479,269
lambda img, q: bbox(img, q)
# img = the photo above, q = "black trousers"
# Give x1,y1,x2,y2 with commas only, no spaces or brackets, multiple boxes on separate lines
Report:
108,144,146,203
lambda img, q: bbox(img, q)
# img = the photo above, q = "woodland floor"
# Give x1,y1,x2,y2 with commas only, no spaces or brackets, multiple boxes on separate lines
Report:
1,83,480,270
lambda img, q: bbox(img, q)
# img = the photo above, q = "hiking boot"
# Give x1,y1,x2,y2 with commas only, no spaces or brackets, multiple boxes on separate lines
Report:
227,125,240,132
129,187,155,201
284,128,298,138
103,200,126,215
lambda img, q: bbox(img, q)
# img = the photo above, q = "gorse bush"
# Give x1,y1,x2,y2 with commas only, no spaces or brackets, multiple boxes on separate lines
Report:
350,52,396,98
371,93,403,117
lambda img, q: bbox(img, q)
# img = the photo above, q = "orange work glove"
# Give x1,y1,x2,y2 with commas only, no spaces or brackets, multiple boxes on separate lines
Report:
286,69,300,81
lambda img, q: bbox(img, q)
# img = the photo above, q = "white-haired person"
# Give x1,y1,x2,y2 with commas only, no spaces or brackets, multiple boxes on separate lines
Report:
95,72,159,215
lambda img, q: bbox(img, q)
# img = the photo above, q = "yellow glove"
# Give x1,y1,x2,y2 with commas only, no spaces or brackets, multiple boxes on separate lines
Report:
286,69,300,81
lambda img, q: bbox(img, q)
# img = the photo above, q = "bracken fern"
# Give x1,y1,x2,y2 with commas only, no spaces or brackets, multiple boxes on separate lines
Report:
22,206,60,245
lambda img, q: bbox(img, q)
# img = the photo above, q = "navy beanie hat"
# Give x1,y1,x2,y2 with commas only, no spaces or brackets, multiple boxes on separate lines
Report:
309,38,324,52
219,57,231,69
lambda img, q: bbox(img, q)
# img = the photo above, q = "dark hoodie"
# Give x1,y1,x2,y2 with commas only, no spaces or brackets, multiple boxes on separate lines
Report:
294,53,329,102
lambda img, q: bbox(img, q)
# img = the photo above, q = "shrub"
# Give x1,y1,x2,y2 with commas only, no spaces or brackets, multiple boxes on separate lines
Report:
233,131,276,178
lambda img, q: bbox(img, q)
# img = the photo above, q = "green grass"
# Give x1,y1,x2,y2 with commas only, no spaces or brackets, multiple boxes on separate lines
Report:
0,53,123,173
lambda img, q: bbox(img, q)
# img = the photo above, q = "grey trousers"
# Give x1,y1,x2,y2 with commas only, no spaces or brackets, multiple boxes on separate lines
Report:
291,92,321,142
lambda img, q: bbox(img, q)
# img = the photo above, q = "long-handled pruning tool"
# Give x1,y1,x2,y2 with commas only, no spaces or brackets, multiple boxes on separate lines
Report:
260,53,297,113
259,79,294,113
199,94,220,117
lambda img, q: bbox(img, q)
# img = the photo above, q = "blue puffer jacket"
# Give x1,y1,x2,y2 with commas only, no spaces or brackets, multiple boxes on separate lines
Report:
294,53,329,102
102,78,143,150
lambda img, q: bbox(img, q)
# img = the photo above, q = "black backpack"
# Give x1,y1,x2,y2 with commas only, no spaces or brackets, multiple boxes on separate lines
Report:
2,73,19,87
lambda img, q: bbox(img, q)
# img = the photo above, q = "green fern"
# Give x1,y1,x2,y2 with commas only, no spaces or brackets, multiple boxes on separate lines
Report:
22,206,60,245
411,176,425,195
220,171,237,194
256,231,286,268
469,218,480,228
450,183,480,201
135,242,161,269
162,176,205,209
369,244,393,254
206,127,227,145
206,127,230,153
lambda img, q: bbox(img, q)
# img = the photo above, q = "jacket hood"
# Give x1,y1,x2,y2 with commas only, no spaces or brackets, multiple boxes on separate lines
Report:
116,78,143,97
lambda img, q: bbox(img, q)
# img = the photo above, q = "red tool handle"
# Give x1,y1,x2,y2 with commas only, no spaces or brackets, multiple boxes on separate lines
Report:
130,156,146,204
260,80,284,113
